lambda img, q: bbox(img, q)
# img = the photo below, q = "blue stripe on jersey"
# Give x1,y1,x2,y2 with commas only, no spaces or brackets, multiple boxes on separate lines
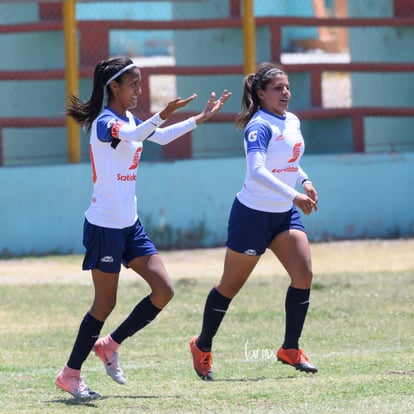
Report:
96,107,143,143
244,121,273,153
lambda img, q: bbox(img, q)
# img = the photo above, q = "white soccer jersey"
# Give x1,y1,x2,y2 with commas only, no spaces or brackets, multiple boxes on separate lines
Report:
85,107,144,228
236,109,307,213
85,107,197,229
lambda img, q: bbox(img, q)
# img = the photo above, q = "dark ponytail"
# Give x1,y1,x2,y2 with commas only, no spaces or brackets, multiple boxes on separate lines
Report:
235,62,286,129
65,56,134,131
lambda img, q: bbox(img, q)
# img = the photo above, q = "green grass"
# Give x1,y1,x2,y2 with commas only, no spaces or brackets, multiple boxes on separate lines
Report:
0,262,413,413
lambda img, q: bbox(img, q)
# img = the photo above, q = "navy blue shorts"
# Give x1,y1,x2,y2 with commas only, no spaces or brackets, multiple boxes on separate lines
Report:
82,218,158,273
226,197,306,256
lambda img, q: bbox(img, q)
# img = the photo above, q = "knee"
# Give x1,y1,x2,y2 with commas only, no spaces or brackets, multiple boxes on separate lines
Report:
216,282,240,299
291,270,313,289
305,269,313,284
163,284,174,305
91,298,116,321
152,284,174,309
305,271,313,289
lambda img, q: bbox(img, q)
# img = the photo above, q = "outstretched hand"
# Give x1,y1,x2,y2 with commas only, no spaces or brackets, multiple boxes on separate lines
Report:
195,90,232,125
159,94,198,120
158,90,232,123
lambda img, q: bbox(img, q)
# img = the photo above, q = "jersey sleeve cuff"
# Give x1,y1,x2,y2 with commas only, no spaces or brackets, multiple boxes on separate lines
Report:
151,113,166,127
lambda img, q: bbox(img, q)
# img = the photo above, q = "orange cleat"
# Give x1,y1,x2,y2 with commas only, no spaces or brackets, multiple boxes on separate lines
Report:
189,336,213,380
277,347,318,373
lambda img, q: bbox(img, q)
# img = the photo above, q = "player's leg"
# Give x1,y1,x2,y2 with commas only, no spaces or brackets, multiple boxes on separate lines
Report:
90,269,120,320
94,254,173,384
200,197,266,345
269,229,317,373
199,247,260,348
56,219,122,397
110,253,173,344
79,222,125,385
62,271,119,381
90,270,127,384
190,248,260,379
190,198,265,379
56,304,105,398
128,253,174,309
216,247,261,298
56,271,119,398
270,228,312,290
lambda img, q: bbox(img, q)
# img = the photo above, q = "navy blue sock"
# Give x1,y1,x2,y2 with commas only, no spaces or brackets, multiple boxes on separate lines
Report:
283,286,310,349
197,287,232,351
111,295,161,344
67,312,104,370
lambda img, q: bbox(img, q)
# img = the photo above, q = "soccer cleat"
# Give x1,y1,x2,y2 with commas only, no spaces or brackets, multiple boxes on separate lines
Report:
94,337,126,384
55,367,101,400
189,336,213,380
277,347,318,373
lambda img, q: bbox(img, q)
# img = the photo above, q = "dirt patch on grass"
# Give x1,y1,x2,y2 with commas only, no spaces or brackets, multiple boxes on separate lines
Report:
0,239,413,285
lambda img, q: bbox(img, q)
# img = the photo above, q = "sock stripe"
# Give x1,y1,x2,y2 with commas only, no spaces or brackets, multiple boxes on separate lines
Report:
212,308,227,313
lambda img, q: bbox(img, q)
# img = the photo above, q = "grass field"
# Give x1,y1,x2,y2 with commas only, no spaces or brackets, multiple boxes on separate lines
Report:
0,239,413,413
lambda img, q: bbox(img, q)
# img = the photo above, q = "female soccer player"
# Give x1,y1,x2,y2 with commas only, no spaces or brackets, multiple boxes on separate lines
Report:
55,56,231,399
190,62,318,380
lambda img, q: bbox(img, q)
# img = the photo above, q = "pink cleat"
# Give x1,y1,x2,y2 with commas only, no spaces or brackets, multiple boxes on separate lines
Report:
94,335,125,384
55,365,100,400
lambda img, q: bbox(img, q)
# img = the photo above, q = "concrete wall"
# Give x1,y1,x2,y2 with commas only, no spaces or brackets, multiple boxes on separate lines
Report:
1,152,413,257
348,0,414,152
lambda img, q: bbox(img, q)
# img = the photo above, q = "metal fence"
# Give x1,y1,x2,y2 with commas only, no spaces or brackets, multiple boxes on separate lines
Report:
0,0,413,166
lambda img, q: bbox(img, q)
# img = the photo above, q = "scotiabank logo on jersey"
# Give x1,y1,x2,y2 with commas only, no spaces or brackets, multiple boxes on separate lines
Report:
129,147,142,170
116,147,141,181
117,173,137,181
288,142,302,163
272,166,298,173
